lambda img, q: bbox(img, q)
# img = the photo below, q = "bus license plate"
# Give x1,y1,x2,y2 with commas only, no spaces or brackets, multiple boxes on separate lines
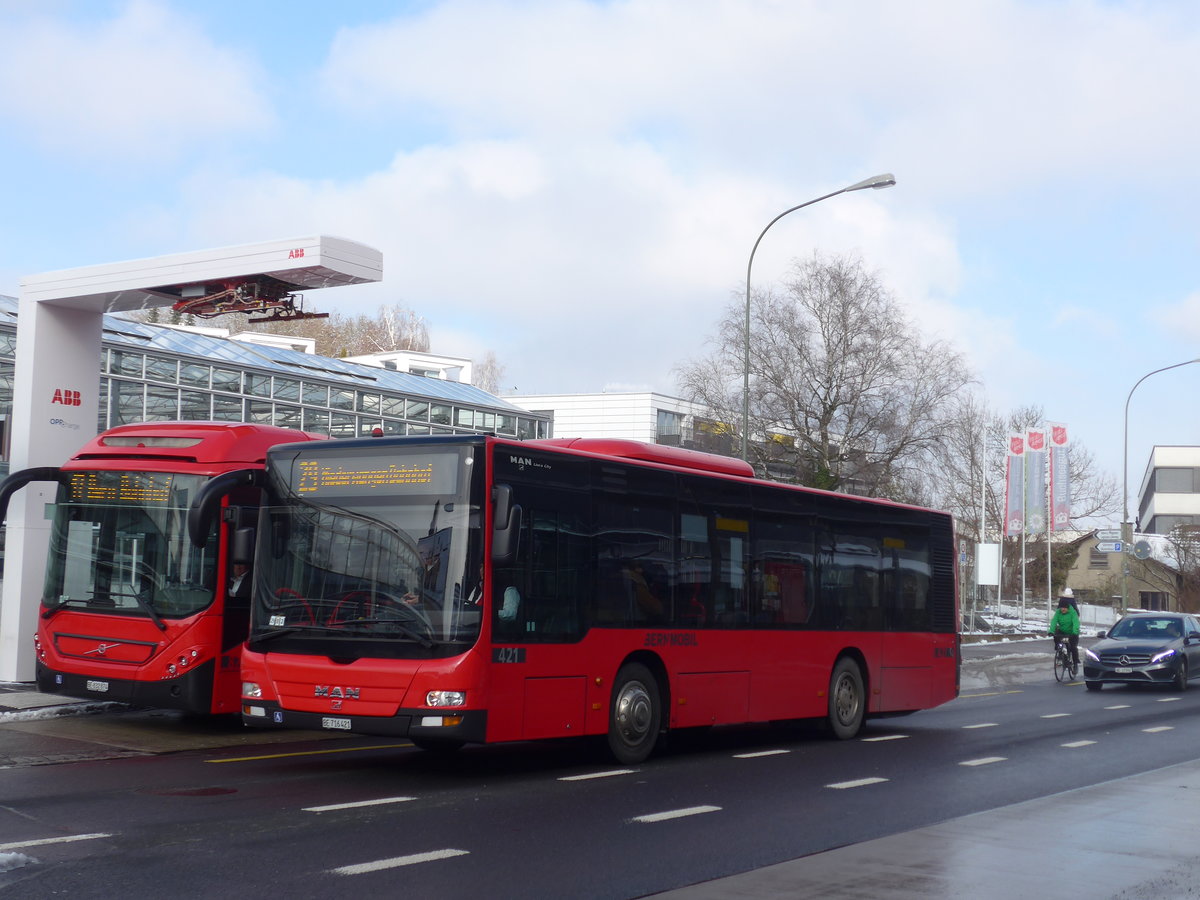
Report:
321,717,351,730
86,680,109,693
1115,667,1133,674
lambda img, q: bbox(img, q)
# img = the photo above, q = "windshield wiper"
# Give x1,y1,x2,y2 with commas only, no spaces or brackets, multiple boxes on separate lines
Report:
41,597,90,621
109,590,168,632
333,618,437,648
253,624,326,644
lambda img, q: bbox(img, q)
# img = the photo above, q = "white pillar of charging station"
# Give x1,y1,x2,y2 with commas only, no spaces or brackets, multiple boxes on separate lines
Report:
0,236,382,681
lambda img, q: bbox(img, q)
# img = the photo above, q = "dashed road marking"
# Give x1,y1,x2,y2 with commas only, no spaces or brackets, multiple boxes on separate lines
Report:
1157,697,1182,703
631,806,721,823
0,833,111,852
1104,705,1131,710
1041,713,1071,718
329,849,469,875
1062,740,1096,748
733,749,791,758
304,797,415,812
861,734,908,742
962,723,998,729
960,757,1006,767
559,769,636,781
1143,726,1174,733
826,777,888,789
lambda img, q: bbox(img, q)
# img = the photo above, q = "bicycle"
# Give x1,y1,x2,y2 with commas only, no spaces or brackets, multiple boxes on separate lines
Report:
1053,635,1078,682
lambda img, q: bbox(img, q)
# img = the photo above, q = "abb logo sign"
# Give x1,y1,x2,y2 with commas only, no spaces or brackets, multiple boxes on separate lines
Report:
288,248,305,259
51,389,81,406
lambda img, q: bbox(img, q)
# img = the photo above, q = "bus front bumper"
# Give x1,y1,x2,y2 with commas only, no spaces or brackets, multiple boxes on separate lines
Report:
241,701,488,743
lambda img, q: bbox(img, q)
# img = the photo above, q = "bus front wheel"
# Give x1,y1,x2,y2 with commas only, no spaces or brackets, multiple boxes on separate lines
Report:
827,658,865,740
608,663,661,764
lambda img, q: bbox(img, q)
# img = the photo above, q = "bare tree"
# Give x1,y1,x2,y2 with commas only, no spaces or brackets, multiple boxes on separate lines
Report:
473,351,505,394
127,302,432,358
929,399,1121,602
677,252,973,499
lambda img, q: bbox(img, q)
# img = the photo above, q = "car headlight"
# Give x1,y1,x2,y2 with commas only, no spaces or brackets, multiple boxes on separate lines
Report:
1152,649,1178,664
242,681,263,699
426,690,466,708
1084,647,1100,662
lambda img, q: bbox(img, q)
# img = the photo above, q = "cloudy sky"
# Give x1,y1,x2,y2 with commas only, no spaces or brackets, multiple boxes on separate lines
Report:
1,0,1198,511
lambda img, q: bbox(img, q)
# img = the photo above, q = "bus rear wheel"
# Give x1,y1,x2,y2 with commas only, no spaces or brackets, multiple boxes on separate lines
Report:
608,663,661,765
827,657,865,740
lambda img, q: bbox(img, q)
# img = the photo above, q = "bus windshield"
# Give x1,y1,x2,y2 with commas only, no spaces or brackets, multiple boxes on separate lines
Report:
43,471,219,620
251,444,483,655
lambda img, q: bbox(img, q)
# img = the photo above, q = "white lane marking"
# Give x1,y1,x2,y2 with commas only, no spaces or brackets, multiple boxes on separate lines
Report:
1143,726,1174,733
0,833,112,852
1062,740,1097,748
1157,697,1182,703
826,777,888,789
1105,704,1131,709
960,757,1007,767
962,723,998,729
861,734,908,742
304,796,415,813
733,749,790,758
631,806,721,823
558,769,636,781
1041,713,1071,719
330,849,469,875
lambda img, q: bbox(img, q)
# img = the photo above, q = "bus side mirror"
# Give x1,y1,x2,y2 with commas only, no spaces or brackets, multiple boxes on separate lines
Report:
0,467,64,521
188,469,265,548
232,527,255,566
491,484,523,565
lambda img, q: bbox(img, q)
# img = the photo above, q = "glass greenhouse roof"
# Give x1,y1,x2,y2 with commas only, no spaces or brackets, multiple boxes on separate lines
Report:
0,295,528,415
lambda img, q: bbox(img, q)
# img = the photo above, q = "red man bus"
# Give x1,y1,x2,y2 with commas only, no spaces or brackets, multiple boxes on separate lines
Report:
0,422,323,714
233,435,958,762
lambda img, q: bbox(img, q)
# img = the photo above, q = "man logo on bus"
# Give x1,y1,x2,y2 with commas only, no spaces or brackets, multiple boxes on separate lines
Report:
51,389,81,406
314,685,361,699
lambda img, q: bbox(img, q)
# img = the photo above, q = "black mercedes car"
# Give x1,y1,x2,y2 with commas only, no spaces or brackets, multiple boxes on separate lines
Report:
1082,612,1200,691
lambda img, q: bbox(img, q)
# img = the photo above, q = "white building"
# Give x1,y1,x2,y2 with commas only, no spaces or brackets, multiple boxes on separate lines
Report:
505,391,730,453
1137,446,1200,535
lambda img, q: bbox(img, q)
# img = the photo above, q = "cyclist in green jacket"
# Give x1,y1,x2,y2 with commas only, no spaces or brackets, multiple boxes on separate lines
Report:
1048,597,1081,668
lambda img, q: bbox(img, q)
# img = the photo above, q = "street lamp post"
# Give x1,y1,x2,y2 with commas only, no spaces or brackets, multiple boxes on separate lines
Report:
741,173,896,462
1121,356,1200,609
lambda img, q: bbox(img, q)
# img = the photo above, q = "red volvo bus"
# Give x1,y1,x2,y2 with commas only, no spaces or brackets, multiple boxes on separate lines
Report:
0,422,323,714
233,435,958,762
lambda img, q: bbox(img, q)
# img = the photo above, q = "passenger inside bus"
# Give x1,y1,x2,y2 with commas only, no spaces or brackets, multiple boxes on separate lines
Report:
621,560,665,624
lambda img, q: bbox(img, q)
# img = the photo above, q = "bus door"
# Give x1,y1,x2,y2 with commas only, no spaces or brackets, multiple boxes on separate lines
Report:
876,526,936,710
487,451,593,743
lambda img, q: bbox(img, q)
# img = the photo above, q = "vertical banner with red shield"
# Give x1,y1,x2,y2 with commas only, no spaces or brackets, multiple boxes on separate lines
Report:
1025,427,1047,534
1048,423,1071,530
1004,433,1025,536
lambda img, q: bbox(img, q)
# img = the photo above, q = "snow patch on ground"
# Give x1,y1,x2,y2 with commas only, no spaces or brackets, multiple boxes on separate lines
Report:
0,851,36,873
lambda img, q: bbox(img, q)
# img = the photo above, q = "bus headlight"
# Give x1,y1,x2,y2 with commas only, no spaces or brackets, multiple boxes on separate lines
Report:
242,681,263,699
426,690,466,708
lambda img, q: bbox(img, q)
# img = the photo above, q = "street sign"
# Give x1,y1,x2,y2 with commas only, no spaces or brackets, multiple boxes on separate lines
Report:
1133,540,1152,560
1095,529,1122,542
1097,541,1124,553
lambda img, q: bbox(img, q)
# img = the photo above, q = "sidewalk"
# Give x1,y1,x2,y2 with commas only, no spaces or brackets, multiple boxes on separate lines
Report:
0,681,122,720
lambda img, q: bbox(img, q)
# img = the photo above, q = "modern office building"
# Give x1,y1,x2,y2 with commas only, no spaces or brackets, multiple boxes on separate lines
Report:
505,391,732,454
1136,446,1200,535
0,295,550,473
